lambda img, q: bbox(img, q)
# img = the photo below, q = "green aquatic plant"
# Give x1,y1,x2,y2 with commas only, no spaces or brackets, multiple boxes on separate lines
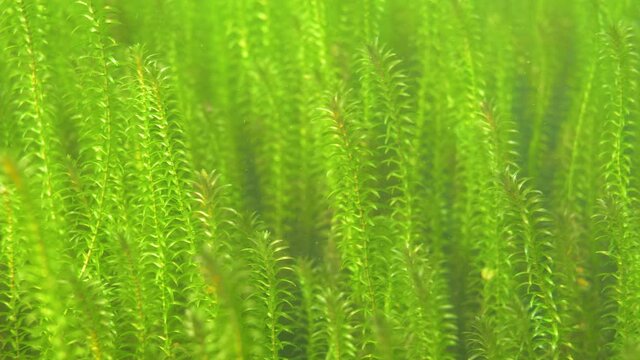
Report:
2,0,640,359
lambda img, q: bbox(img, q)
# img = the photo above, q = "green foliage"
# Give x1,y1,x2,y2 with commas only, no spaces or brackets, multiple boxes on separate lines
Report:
2,1,640,359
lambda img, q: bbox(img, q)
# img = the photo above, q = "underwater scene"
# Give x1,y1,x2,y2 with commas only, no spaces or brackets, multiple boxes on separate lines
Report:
1,0,640,359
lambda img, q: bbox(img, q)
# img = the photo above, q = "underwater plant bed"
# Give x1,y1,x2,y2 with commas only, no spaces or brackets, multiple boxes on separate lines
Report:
1,0,640,359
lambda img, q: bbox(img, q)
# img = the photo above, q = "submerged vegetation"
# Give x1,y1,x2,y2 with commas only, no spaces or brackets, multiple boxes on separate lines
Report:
1,0,640,358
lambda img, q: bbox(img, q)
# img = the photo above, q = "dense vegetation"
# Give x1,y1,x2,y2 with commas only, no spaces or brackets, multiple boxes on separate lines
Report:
1,0,640,358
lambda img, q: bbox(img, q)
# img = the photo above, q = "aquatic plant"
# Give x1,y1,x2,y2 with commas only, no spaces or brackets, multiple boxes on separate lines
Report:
1,0,640,358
